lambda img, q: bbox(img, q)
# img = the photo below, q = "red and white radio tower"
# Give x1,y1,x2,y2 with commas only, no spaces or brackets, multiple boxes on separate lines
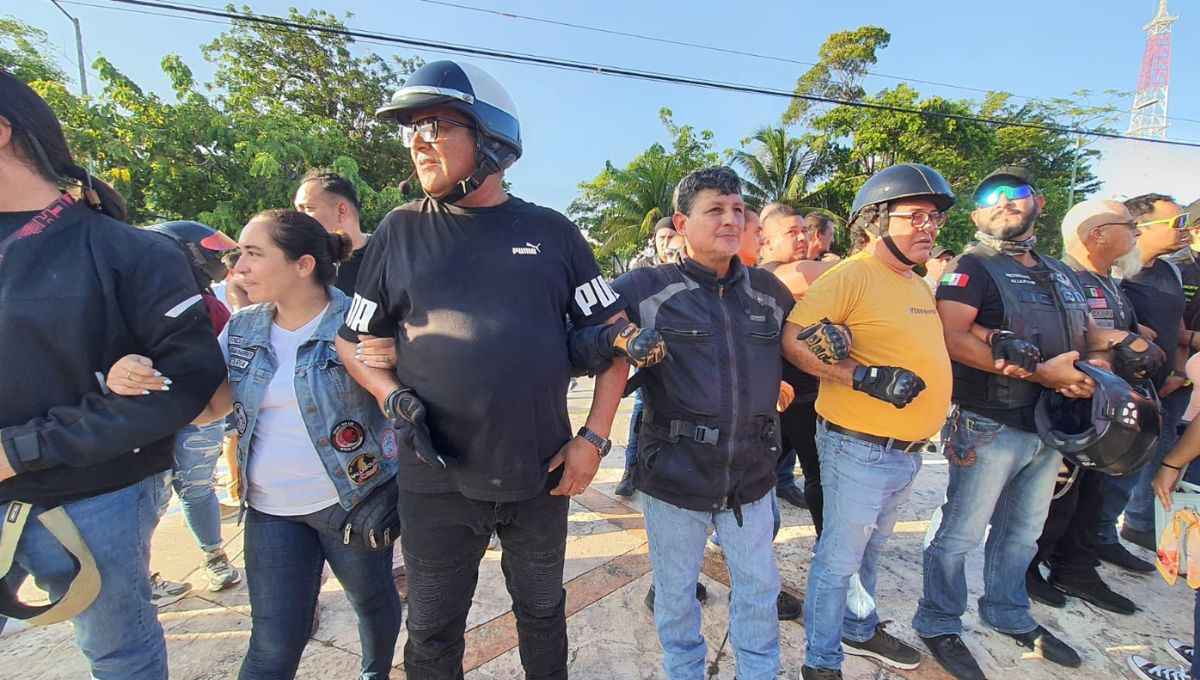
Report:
1128,0,1179,139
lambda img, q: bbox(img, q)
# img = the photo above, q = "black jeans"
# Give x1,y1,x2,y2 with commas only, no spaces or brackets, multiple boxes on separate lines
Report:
779,399,823,535
239,505,402,680
398,477,569,680
1034,466,1105,581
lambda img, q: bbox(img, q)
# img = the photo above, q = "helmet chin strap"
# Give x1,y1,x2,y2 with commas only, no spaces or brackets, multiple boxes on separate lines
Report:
431,132,502,205
872,207,919,268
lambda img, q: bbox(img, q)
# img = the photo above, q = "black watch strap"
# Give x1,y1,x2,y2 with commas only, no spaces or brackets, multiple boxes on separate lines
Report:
577,426,611,458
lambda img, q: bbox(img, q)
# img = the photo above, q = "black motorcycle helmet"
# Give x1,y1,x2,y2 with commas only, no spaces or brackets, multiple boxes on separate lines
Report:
145,221,238,288
1034,362,1161,476
376,60,521,204
849,163,955,266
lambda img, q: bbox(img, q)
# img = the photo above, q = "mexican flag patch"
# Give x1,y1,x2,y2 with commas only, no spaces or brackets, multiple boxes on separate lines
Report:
939,272,970,287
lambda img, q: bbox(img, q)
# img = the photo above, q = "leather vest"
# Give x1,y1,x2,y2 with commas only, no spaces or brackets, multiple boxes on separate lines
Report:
952,244,1090,410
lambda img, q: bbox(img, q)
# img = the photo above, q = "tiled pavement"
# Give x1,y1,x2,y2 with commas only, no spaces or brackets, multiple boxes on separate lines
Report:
1,379,1191,679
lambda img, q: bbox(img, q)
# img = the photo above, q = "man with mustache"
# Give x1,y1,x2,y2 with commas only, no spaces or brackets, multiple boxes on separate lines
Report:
1023,199,1150,615
782,164,956,680
1097,194,1194,568
913,167,1141,678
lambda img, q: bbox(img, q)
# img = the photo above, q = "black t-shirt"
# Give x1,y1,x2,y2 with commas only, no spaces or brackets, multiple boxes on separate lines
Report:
334,244,368,296
1179,258,1200,332
1063,254,1138,333
1121,258,1185,388
935,252,1054,430
338,197,623,502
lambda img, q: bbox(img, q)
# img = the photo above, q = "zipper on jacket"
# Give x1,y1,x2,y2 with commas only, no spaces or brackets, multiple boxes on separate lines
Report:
718,284,738,508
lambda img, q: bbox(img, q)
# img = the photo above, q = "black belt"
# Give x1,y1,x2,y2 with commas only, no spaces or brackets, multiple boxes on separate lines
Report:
817,417,928,455
647,412,720,445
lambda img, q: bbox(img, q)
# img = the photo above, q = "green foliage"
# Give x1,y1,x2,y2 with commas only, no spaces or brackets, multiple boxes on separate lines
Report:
782,26,890,125
5,11,419,235
729,126,819,209
568,108,718,262
1,17,65,84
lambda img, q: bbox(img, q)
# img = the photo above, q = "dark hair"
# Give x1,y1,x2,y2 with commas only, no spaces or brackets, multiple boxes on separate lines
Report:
250,209,353,286
848,204,877,254
1124,193,1176,221
0,70,128,221
673,166,742,216
806,212,836,236
760,202,800,224
299,168,361,213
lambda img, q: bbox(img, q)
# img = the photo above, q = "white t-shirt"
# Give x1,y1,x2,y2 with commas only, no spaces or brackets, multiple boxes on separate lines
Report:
210,281,234,314
1185,352,1200,424
220,304,339,515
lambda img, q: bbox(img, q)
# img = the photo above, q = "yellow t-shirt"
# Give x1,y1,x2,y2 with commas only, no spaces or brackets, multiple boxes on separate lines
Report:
787,251,952,441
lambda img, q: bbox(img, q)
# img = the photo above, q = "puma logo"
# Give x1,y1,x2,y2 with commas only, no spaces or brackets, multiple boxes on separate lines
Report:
512,242,541,256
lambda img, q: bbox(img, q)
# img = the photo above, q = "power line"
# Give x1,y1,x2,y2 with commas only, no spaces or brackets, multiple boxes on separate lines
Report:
416,0,1200,128
101,0,1200,148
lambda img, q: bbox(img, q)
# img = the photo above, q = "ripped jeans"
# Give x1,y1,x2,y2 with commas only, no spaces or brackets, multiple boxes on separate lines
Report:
803,420,922,670
169,421,226,551
396,474,569,680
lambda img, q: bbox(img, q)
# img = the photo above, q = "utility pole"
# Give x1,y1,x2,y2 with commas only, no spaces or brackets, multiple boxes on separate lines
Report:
49,0,88,97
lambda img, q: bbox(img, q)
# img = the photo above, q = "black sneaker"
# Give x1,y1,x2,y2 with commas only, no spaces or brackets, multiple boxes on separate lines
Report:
777,591,801,620
843,622,920,670
1025,567,1065,608
1001,625,1080,668
1166,639,1194,667
1128,655,1190,680
1121,524,1157,552
920,633,986,680
801,666,842,680
1051,575,1136,615
614,468,635,497
644,582,708,612
1097,541,1156,572
777,484,808,509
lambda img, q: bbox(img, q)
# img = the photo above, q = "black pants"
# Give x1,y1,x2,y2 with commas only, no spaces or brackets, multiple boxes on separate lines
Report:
397,477,569,680
1034,465,1105,580
779,399,823,535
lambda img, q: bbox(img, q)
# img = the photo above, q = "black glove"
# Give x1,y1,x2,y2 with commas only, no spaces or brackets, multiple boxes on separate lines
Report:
383,387,455,469
852,365,926,409
607,318,668,369
988,330,1041,374
796,318,852,365
1110,333,1166,381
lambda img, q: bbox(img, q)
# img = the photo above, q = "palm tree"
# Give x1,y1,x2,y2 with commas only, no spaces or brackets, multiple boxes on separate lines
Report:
570,146,686,257
732,126,818,208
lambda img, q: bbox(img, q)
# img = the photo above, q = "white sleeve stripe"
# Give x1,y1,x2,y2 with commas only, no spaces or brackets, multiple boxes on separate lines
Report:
164,294,203,318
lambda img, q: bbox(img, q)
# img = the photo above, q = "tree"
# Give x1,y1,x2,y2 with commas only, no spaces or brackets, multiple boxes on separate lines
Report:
1,18,65,84
569,109,718,262
730,126,818,209
781,26,890,126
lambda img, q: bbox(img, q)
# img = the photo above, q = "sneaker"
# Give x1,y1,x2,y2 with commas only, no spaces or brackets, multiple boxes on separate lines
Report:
801,666,842,679
614,468,635,497
1167,639,1194,667
920,633,985,680
1025,567,1065,608
1121,524,1157,552
203,549,242,592
487,533,500,551
777,484,808,509
644,583,707,612
150,572,192,607
1128,655,1189,680
777,591,801,620
843,622,920,670
1097,541,1155,572
1051,574,1136,615
1001,625,1080,668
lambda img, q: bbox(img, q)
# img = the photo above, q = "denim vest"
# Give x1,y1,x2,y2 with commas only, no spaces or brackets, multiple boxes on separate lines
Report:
227,287,397,510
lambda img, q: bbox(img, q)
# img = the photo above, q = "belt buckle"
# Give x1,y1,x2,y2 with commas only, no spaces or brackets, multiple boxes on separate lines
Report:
694,426,719,445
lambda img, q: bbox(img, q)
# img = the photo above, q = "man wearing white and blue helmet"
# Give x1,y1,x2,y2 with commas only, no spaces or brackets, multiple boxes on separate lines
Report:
335,60,630,679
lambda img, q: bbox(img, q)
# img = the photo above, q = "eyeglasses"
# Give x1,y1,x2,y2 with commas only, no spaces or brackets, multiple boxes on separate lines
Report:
976,184,1035,207
890,211,949,230
1136,213,1189,230
1096,221,1139,233
400,117,476,147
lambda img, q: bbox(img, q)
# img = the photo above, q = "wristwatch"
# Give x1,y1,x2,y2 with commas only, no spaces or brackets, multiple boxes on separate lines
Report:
576,426,612,458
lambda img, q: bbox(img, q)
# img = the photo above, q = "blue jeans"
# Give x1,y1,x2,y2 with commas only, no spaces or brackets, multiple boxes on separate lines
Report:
913,409,1061,637
642,493,780,680
625,388,644,469
2,476,166,679
173,421,226,551
804,422,921,669
239,505,401,680
1100,389,1192,541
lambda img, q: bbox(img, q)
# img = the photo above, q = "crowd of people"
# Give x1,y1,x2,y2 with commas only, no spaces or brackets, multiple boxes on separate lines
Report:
1,56,1199,680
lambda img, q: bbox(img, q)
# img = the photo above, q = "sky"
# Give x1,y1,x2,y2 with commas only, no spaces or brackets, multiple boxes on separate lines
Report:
10,0,1200,215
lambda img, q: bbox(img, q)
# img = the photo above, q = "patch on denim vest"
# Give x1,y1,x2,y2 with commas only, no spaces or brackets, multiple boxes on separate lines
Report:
232,402,248,435
347,453,380,485
331,420,366,453
381,428,399,460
